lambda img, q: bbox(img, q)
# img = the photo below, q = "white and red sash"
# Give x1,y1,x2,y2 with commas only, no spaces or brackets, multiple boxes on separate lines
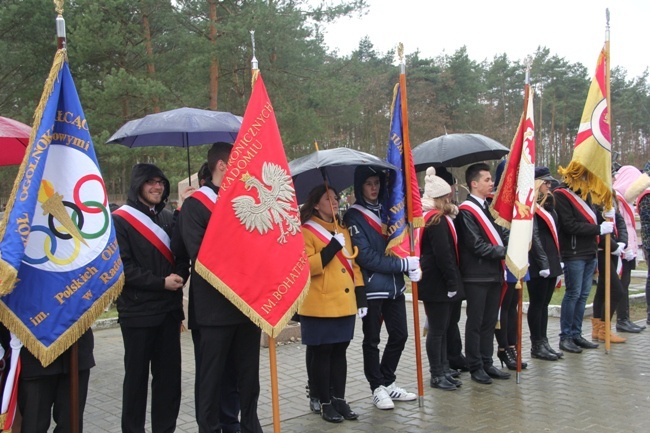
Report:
554,188,597,224
303,220,354,281
616,191,638,259
191,185,218,210
424,209,459,263
458,200,504,247
535,207,560,252
349,204,384,237
113,205,174,264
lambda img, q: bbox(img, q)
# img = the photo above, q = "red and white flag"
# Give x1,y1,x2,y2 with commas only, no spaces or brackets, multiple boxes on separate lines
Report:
491,83,536,280
195,74,310,337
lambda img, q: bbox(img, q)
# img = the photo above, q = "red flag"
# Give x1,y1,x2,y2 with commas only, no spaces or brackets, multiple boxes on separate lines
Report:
194,74,310,337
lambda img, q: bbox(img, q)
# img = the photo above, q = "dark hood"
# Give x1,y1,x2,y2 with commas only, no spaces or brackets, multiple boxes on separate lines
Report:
127,163,170,213
353,165,386,207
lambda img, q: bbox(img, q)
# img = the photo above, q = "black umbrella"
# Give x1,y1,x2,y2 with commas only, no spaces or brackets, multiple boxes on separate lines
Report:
106,107,242,183
412,133,509,171
288,147,398,204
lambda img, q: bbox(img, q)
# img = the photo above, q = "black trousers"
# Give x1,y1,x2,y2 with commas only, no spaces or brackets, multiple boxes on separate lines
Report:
192,329,241,433
120,314,181,433
18,369,90,433
494,282,518,348
464,281,501,371
593,253,623,320
307,341,350,402
446,300,465,367
616,259,634,320
362,295,408,392
197,322,262,433
423,301,452,377
527,277,556,341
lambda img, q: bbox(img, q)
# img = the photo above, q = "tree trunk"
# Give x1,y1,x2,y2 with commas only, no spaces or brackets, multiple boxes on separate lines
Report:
209,0,219,110
142,2,160,113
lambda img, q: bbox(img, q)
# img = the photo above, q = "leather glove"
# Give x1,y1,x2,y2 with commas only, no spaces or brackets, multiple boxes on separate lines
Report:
624,249,636,261
358,307,368,319
613,242,625,256
333,232,346,247
447,291,457,298
603,208,616,219
406,256,420,270
539,269,551,278
408,267,422,282
599,221,614,235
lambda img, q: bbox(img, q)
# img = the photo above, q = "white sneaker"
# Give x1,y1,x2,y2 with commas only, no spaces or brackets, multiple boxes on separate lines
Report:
385,382,417,401
372,386,395,410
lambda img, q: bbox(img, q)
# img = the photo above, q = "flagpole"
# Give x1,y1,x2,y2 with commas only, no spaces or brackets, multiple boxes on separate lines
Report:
398,44,424,405
604,9,612,354
250,29,282,433
55,2,80,430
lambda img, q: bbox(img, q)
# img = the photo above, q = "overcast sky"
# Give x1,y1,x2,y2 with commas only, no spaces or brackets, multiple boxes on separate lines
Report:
319,0,648,78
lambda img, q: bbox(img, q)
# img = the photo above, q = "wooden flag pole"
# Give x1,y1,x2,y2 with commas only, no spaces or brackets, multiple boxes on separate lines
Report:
398,44,424,405
604,9,612,354
249,30,282,432
55,2,80,431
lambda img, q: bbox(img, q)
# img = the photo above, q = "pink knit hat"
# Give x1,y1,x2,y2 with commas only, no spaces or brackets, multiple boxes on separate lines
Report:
613,166,642,198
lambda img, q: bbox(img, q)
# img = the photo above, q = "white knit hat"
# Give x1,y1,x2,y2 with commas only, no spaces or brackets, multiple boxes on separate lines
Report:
424,166,451,199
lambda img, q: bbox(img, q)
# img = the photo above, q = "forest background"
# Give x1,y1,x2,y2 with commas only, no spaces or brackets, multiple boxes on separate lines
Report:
1,0,648,203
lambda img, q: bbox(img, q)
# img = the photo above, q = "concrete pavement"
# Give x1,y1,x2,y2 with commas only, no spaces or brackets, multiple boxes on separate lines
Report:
79,296,650,433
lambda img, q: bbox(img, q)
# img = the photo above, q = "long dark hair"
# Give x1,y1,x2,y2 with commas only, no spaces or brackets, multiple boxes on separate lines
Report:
300,184,340,224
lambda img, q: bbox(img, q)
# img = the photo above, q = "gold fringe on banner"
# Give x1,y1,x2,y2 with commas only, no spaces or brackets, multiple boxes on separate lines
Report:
0,50,67,296
195,261,310,338
558,160,613,208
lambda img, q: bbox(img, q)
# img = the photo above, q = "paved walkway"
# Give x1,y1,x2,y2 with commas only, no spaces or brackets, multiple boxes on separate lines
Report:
80,295,650,433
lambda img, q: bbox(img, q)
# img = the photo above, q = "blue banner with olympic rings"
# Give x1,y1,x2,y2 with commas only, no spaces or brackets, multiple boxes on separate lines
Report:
0,50,124,367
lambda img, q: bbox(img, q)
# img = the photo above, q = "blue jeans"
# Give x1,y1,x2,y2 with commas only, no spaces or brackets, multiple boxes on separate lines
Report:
560,258,597,339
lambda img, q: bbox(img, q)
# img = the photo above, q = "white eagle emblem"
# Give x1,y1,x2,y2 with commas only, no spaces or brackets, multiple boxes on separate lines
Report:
232,162,301,243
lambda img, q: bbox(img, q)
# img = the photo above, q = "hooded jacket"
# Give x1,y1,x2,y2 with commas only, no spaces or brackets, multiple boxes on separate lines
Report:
342,166,409,301
113,163,187,326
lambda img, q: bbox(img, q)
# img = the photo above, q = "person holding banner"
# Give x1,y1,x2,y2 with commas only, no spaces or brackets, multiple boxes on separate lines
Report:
113,163,188,433
419,167,464,391
527,167,564,361
173,142,262,433
298,185,365,423
343,166,419,410
554,178,613,353
455,163,510,384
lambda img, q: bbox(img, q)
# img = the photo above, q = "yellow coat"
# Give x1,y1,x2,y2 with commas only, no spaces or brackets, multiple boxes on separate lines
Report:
298,216,364,318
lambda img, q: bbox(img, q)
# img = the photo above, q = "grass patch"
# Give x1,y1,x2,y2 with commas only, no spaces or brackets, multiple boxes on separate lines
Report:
98,304,118,320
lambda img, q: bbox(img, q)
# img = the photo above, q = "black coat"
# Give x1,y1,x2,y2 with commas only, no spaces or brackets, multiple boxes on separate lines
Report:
113,164,187,326
529,203,562,279
171,180,250,327
455,196,507,284
554,185,600,261
419,213,464,302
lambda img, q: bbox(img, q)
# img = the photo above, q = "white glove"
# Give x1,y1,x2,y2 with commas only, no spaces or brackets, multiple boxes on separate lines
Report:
406,256,420,270
624,249,636,261
408,267,422,282
447,291,457,298
539,269,551,278
333,233,346,247
358,307,368,319
560,262,564,270
599,221,614,235
603,208,616,219
613,242,625,256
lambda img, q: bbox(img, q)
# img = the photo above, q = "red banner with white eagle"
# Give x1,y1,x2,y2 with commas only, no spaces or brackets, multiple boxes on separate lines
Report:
490,83,536,280
194,73,309,337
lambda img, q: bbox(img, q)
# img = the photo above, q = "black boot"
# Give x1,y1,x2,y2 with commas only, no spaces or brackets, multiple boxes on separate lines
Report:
496,348,516,370
430,375,457,390
331,397,358,420
444,369,463,387
507,347,528,369
306,382,320,414
531,340,558,361
617,319,643,333
543,338,563,358
320,402,344,423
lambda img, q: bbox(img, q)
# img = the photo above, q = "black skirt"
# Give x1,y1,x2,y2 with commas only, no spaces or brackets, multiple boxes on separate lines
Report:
300,315,356,346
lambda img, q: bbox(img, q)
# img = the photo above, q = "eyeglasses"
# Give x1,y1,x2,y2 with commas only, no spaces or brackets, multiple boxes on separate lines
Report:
145,179,165,186
543,180,552,185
